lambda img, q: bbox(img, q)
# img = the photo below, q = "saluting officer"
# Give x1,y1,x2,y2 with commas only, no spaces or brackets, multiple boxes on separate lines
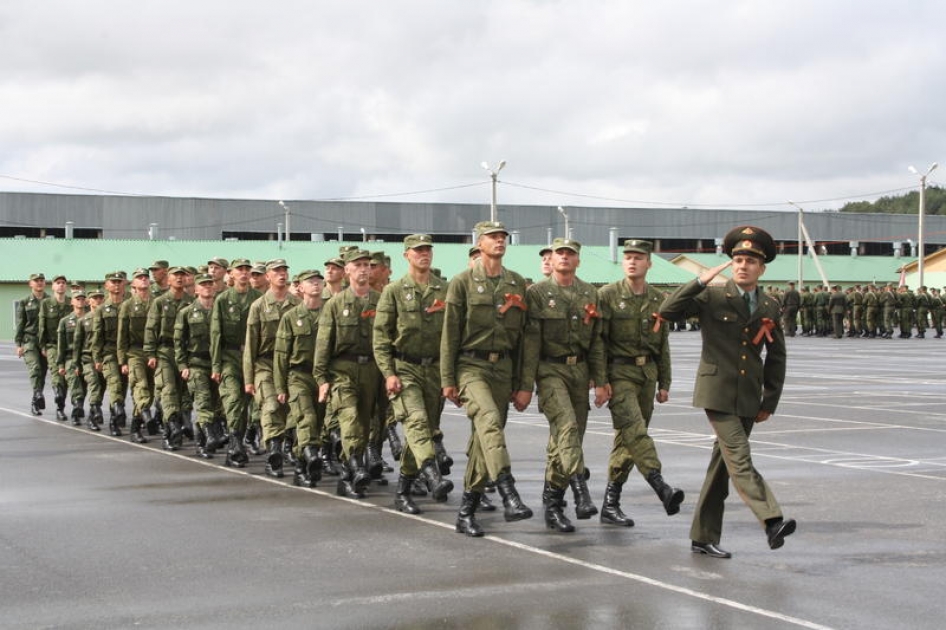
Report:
373,234,455,515
441,220,533,537
517,237,607,533
597,239,683,528
659,225,795,559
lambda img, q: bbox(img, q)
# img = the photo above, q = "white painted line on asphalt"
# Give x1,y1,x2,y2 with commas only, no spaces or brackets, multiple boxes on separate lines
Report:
9,406,835,630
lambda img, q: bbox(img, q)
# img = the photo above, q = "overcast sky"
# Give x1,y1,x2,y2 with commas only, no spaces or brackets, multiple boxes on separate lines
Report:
2,1,944,212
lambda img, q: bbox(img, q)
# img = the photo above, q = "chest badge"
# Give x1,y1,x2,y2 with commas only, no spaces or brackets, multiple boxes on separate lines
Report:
618,301,626,310
296,319,303,327
548,299,556,309
477,285,485,294
342,308,350,317
405,293,413,301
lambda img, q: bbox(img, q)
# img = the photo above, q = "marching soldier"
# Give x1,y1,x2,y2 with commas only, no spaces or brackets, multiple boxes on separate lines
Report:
517,237,607,533
441,220,533,537
596,239,684,528
74,288,107,431
915,286,931,339
315,250,381,498
92,272,129,436
16,272,49,415
57,290,88,425
373,234,455,514
863,285,879,338
244,259,300,478
149,260,170,297
118,268,156,442
879,284,898,338
274,269,326,487
659,226,794,559
38,274,72,420
210,258,262,467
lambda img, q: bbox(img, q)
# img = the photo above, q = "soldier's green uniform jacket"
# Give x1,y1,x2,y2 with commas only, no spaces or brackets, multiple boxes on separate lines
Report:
439,262,529,391
91,299,124,365
596,280,671,391
373,273,448,379
274,301,322,396
313,288,380,386
117,294,150,366
15,291,48,347
144,292,194,359
243,292,301,386
175,301,214,371
659,278,786,418
37,296,71,350
73,311,96,368
57,312,82,372
210,286,262,374
519,276,607,391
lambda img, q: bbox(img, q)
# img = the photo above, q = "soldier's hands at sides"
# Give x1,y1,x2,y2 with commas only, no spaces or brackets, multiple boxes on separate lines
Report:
442,386,460,407
245,383,256,396
277,393,287,404
147,357,157,369
16,346,24,358
656,389,669,404
594,384,611,407
755,410,771,423
94,362,103,372
512,390,532,412
211,372,221,383
318,383,331,403
699,260,733,285
180,368,190,381
121,364,129,375
58,367,66,377
386,375,402,397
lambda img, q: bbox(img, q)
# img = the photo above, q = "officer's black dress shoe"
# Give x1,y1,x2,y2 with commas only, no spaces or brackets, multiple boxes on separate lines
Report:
691,541,732,559
765,518,796,550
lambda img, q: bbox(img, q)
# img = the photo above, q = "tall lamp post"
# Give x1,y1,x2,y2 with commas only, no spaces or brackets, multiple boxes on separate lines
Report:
481,160,506,223
908,162,938,288
557,206,570,239
278,200,291,246
788,201,805,287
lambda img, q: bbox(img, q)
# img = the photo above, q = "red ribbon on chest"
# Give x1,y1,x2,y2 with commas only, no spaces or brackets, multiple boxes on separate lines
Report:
498,293,527,315
752,318,776,345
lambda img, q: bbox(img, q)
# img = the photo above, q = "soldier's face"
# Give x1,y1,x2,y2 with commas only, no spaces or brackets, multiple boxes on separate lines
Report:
196,282,215,299
151,268,168,283
622,252,651,281
89,296,104,308
72,296,86,311
347,259,370,286
30,279,46,292
405,246,432,271
209,263,227,280
540,253,553,276
230,266,251,286
107,279,124,295
268,267,289,288
250,273,267,290
552,248,579,273
52,279,67,294
478,232,507,258
303,277,323,298
169,272,186,289
134,275,151,291
324,264,344,283
731,254,766,290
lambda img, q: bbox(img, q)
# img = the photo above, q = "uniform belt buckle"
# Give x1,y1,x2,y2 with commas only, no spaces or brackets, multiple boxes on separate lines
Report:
420,357,435,366
635,356,647,367
488,352,501,363
565,355,578,366
357,355,370,364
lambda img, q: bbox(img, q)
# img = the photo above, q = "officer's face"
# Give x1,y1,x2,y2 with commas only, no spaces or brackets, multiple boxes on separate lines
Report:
405,246,432,271
731,254,766,290
622,252,651,281
551,248,579,273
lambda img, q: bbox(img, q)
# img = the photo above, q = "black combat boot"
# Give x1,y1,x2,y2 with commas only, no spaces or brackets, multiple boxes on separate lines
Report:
181,412,195,440
386,424,403,461
543,483,575,533
495,473,533,522
293,458,309,487
569,473,598,520
336,457,366,499
646,470,685,515
456,491,485,537
166,413,185,450
209,417,229,450
265,437,285,478
196,424,215,459
71,406,84,427
244,423,264,456
303,445,322,487
366,442,385,479
162,422,177,451
31,390,43,415
112,400,127,428
225,429,249,468
87,404,102,432
129,415,148,444
600,481,635,527
283,428,298,466
432,434,453,475
411,478,428,496
350,451,371,494
108,405,122,437
395,475,422,514
421,458,454,502
142,408,159,436
54,386,67,421
477,493,497,512
321,444,341,476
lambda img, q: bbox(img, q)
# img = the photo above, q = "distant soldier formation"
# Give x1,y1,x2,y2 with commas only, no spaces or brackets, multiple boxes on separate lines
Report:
14,223,813,557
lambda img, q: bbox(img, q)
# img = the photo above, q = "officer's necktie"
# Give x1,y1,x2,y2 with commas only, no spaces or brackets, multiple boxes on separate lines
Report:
743,291,754,314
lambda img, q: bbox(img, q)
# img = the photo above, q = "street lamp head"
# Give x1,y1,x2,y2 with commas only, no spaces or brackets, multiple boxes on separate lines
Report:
908,165,919,175
929,162,939,175
278,200,287,208
497,160,507,171
480,161,490,171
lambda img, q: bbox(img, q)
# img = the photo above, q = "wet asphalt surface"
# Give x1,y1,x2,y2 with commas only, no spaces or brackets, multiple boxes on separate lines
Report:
1,333,945,630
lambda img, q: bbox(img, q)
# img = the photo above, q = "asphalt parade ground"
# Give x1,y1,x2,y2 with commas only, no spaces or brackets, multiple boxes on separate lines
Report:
2,333,945,630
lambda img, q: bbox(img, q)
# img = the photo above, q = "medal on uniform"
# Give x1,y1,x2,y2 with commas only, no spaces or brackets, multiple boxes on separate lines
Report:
619,301,626,310
548,299,556,308
406,292,413,301
343,308,350,317
477,285,484,294
229,306,235,313
296,319,303,327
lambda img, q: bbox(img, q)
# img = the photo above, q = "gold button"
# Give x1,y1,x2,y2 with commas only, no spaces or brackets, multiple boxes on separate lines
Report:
740,369,746,375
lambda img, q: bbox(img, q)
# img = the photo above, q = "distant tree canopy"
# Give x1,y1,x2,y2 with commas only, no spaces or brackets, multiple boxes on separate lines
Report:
840,186,946,215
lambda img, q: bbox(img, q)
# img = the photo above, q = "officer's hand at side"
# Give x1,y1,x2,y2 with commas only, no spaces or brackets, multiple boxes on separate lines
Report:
656,389,669,404
755,410,772,423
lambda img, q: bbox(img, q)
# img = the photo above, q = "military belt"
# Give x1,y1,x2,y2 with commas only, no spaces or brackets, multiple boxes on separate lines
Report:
541,353,585,365
462,349,507,363
394,351,438,366
337,353,374,365
610,355,651,366
190,351,211,361
291,362,314,373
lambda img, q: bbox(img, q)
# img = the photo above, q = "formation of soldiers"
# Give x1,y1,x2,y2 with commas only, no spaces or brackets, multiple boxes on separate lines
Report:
14,222,792,555
775,282,946,339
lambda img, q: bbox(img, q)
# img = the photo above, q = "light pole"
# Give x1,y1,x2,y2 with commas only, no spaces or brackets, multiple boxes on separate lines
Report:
788,201,805,288
908,162,938,288
481,160,506,223
278,200,291,246
557,206,570,240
